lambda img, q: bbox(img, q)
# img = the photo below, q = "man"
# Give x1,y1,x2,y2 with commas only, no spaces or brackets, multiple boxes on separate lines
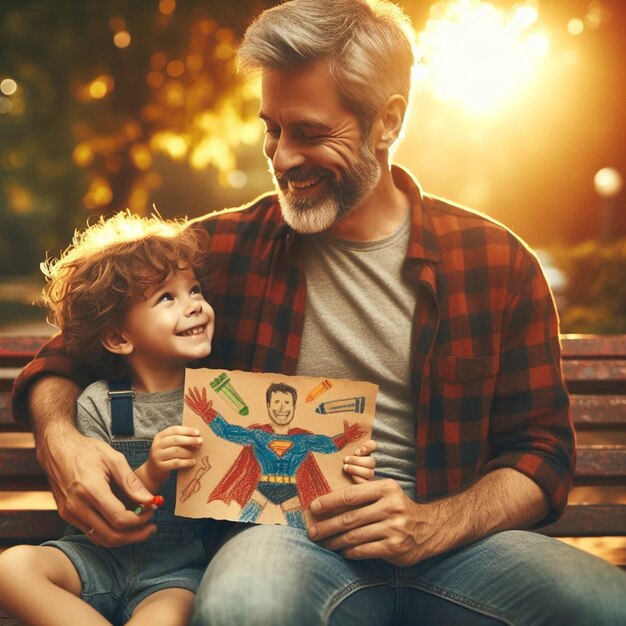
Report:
184,382,367,527
12,0,625,624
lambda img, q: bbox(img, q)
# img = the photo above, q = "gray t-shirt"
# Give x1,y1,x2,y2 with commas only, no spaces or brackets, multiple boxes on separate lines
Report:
77,380,184,443
295,214,418,497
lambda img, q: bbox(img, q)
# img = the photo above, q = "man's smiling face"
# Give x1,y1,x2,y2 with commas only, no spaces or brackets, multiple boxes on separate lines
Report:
260,61,381,234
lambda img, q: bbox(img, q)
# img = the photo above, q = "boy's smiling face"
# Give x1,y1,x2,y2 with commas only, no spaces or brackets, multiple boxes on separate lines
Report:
113,268,214,381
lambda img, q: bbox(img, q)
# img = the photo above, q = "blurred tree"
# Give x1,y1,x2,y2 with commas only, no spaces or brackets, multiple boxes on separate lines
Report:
552,239,626,334
0,0,275,276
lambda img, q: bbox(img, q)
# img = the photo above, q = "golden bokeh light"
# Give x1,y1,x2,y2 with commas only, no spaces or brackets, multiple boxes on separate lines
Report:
159,0,176,16
0,78,18,96
416,0,549,116
147,71,165,89
150,132,188,160
72,143,94,167
128,186,150,212
113,30,132,49
227,170,248,189
83,75,114,101
585,2,611,29
186,53,204,73
163,82,185,107
7,183,33,214
166,60,185,78
150,52,167,70
0,97,13,114
130,144,152,170
568,18,585,36
84,176,113,210
88,81,108,100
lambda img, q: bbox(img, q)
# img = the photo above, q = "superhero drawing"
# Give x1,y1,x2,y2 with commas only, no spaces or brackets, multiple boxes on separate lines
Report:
184,383,365,528
176,370,377,529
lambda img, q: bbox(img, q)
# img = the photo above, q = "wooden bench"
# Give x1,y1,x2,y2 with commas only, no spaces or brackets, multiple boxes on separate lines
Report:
1,333,625,559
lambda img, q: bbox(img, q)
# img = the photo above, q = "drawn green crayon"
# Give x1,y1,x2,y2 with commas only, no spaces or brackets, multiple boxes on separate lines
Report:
210,373,249,416
315,396,366,414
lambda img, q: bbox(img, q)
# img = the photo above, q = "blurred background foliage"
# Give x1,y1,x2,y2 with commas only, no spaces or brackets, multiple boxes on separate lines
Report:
1,0,625,333
0,0,276,277
550,239,626,334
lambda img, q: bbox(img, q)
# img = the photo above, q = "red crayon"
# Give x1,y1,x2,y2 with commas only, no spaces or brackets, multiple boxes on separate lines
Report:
134,495,165,515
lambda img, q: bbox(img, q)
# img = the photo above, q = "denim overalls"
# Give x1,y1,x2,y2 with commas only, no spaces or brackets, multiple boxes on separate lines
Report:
43,383,210,625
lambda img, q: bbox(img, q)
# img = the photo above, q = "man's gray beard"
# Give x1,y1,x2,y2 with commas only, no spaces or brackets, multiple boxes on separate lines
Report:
272,142,381,234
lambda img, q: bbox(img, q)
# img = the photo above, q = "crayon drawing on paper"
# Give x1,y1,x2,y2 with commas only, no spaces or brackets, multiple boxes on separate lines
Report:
176,369,378,529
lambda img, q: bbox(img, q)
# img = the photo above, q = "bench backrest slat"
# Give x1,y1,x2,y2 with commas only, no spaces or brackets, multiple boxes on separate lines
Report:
570,396,626,426
561,335,626,357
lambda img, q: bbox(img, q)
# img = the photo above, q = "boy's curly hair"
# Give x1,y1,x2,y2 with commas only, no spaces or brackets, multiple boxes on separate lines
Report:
41,211,210,378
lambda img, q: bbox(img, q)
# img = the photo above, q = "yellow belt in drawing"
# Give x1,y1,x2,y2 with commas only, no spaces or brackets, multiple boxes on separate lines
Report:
261,474,297,484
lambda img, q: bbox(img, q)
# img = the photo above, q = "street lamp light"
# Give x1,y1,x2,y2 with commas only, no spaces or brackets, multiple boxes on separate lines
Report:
594,167,623,243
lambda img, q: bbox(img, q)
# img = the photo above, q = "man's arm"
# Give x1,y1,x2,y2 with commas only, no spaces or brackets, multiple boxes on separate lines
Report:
308,468,549,566
29,376,155,546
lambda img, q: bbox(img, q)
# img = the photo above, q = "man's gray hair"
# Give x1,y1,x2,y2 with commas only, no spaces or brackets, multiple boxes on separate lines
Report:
237,0,416,131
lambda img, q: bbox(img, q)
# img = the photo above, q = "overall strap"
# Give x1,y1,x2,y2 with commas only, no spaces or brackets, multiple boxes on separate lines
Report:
108,379,135,437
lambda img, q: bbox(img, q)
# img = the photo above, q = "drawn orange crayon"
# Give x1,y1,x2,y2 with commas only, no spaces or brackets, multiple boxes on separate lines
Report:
134,495,165,515
315,396,366,414
306,379,333,403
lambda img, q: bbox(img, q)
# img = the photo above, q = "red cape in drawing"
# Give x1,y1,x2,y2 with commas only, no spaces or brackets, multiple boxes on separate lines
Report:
208,424,332,509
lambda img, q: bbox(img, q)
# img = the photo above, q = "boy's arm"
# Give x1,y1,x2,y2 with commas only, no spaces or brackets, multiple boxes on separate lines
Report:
28,375,155,546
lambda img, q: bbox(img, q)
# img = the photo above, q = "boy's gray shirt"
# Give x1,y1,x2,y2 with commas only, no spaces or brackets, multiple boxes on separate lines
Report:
77,380,183,442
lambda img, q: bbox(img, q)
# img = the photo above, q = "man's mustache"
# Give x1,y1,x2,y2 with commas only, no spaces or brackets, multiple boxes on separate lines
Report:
273,166,327,187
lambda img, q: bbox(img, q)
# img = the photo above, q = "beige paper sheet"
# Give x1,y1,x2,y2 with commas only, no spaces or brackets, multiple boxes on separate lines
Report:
176,368,377,528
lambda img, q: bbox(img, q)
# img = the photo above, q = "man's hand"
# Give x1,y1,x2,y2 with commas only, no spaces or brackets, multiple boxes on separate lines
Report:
37,421,157,547
307,469,551,567
307,479,444,566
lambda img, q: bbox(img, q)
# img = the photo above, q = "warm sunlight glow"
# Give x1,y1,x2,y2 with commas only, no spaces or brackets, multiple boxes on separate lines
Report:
415,0,550,116
150,132,188,160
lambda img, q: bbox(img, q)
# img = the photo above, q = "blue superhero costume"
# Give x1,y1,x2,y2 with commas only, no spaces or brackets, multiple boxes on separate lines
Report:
184,386,363,528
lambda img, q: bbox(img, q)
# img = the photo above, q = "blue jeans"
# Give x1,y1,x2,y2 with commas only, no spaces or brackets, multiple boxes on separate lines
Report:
191,526,626,626
45,440,210,624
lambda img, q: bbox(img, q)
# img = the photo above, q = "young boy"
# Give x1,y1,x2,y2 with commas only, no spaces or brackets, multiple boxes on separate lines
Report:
0,212,376,626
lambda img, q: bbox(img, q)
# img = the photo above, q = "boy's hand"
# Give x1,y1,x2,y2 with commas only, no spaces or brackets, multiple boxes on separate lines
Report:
343,439,377,484
145,425,204,487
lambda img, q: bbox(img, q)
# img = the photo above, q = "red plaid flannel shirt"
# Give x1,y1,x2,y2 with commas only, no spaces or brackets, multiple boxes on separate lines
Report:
12,166,574,521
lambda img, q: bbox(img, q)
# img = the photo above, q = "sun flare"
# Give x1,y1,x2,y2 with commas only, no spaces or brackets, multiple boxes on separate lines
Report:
415,0,550,116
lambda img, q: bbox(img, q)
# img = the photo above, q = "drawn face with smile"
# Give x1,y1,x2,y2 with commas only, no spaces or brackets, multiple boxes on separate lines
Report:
267,390,295,426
